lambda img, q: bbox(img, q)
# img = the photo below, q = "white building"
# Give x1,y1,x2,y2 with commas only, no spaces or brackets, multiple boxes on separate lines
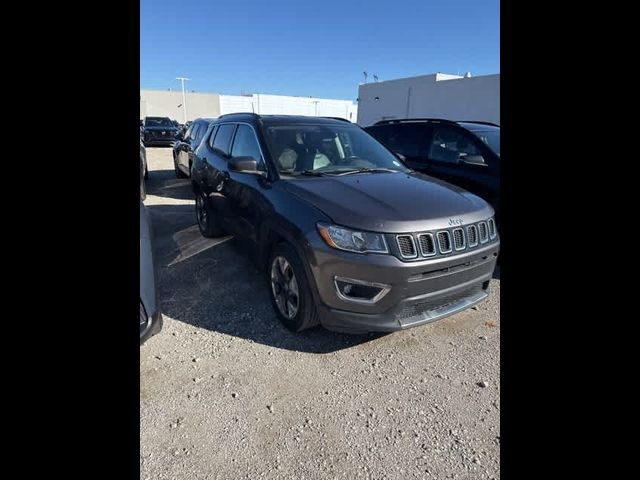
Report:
140,89,357,122
356,72,500,127
219,94,357,122
140,90,220,122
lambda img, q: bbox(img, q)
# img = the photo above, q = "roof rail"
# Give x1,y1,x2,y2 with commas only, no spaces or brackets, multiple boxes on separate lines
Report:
373,118,460,125
456,120,500,127
320,116,351,123
217,112,261,120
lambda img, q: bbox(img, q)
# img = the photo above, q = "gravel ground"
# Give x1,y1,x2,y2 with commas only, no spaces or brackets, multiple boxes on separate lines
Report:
141,147,501,480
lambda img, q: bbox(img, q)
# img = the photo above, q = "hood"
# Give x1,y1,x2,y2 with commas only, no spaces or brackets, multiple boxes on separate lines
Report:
282,171,493,233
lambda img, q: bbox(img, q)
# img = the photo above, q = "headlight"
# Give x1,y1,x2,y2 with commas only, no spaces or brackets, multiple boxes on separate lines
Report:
317,223,388,254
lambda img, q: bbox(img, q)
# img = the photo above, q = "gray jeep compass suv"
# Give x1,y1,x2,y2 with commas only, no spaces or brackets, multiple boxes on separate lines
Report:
191,114,499,334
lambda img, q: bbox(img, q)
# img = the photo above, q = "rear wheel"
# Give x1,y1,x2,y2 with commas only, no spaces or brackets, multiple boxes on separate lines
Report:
268,242,319,332
195,190,223,237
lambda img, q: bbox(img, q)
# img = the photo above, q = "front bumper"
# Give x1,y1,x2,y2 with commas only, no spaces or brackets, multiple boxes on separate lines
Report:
308,239,499,334
140,307,163,345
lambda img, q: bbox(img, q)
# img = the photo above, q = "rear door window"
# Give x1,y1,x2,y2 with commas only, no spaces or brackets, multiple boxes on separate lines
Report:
195,123,209,143
207,125,219,148
190,124,201,141
183,124,194,141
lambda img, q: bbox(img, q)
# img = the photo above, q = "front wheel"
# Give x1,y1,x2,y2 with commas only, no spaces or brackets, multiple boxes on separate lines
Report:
268,243,319,332
195,191,223,238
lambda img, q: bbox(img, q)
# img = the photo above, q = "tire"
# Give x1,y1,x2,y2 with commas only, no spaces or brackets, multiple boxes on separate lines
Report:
174,157,187,179
195,190,223,238
268,242,319,332
173,151,186,179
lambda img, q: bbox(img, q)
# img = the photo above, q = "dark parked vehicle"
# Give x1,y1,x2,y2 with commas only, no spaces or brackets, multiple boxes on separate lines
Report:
141,116,179,147
365,119,500,225
173,118,215,178
140,140,148,200
140,201,162,344
190,114,499,334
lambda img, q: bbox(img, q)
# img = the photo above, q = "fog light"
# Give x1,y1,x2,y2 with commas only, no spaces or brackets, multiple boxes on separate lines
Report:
334,276,391,304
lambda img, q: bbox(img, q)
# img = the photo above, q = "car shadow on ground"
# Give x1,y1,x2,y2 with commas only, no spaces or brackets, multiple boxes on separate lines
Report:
146,204,383,354
145,169,193,201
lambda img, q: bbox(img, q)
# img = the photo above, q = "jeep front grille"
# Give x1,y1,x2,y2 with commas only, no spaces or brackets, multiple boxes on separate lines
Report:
393,218,497,261
396,235,417,258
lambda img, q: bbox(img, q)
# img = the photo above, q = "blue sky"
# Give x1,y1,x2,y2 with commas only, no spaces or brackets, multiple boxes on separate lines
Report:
140,0,499,101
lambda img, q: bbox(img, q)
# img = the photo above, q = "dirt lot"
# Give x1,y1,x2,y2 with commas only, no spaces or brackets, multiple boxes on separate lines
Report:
140,147,500,480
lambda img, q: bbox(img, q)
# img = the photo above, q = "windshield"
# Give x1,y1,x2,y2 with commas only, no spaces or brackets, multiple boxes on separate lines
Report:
145,117,174,128
472,130,500,156
263,124,410,176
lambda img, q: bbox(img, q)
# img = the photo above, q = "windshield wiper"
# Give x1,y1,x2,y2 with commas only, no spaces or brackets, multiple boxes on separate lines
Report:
298,170,326,177
335,168,400,176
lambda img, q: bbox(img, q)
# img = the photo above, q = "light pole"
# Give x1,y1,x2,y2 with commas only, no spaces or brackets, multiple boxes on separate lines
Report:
176,77,190,123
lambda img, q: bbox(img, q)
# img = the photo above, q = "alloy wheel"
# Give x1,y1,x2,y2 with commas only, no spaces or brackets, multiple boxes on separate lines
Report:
196,194,208,229
270,256,299,319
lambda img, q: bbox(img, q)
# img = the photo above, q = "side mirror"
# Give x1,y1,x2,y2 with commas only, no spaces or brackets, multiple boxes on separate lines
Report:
229,156,262,174
395,152,406,162
229,157,266,176
460,154,486,166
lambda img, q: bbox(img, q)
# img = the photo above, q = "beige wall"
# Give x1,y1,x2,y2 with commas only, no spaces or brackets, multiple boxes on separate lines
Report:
140,90,220,122
357,73,500,126
141,89,359,122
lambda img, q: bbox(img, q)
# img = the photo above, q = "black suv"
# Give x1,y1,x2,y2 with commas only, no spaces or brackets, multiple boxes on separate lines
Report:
365,119,500,225
141,116,179,147
173,118,215,178
191,114,499,334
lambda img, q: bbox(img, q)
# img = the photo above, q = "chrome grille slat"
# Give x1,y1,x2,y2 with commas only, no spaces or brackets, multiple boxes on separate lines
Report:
467,225,478,247
417,233,436,256
396,235,417,258
478,222,489,243
452,228,465,250
487,218,496,239
437,231,452,254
